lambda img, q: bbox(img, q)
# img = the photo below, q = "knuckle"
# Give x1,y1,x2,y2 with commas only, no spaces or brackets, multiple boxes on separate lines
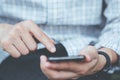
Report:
64,62,70,69
45,41,54,49
9,51,21,58
80,70,88,75
15,25,23,31
8,31,18,41
47,44,53,50
21,49,29,55
1,39,11,49
21,53,27,56
41,66,45,71
22,20,36,29
29,43,37,51
40,62,46,69
9,32,17,40
40,65,44,70
50,39,55,44
24,20,34,24
38,33,43,38
41,66,47,73
25,49,29,54
13,54,21,58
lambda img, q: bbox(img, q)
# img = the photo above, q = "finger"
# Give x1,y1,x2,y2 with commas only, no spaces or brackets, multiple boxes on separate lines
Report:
51,71,77,80
5,44,21,58
40,55,48,65
23,21,56,53
45,69,77,80
81,46,97,56
80,53,91,62
20,29,37,51
40,56,78,80
14,24,37,51
79,46,96,62
46,61,81,72
31,27,56,53
1,36,21,58
40,55,50,71
50,39,55,44
40,55,53,76
12,37,29,55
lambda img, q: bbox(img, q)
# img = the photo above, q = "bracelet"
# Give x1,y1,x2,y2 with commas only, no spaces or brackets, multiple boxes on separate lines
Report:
98,51,111,72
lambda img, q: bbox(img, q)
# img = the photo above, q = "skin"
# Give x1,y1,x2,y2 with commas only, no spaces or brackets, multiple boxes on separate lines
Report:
0,20,56,58
0,20,118,80
40,46,118,80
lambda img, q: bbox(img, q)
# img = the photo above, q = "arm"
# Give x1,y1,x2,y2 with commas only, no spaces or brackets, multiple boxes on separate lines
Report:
40,0,120,79
62,0,120,66
95,0,120,66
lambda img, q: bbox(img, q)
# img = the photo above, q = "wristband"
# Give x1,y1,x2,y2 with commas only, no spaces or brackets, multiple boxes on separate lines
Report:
98,51,111,72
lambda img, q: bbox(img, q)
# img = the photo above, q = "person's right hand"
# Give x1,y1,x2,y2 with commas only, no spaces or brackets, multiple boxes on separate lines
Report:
0,20,56,58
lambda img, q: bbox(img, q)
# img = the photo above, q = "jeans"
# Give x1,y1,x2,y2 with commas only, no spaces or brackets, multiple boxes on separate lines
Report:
0,48,111,80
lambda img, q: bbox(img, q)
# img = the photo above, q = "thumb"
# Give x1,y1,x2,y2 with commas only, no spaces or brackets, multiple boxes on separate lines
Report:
79,46,98,62
40,55,48,65
80,53,92,62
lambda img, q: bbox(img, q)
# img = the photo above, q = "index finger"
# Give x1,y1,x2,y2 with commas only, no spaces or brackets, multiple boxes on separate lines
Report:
22,21,56,53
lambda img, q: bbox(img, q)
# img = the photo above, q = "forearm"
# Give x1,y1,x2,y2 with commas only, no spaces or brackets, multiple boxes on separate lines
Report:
95,0,120,67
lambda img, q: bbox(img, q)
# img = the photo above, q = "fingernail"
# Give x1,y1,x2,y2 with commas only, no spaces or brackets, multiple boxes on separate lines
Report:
51,39,55,44
50,46,56,53
45,62,50,67
40,55,44,62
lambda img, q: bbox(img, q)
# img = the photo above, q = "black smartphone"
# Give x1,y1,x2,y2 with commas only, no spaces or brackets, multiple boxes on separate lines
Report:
48,55,85,62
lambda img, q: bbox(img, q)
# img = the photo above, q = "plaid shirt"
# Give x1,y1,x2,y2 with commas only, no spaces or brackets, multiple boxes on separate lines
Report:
0,0,120,72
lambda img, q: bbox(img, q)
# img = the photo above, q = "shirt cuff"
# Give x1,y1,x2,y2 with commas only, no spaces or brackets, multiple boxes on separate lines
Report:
95,42,120,56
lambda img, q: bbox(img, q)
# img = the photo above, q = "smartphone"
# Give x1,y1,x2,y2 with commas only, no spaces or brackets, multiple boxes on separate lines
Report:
48,55,85,62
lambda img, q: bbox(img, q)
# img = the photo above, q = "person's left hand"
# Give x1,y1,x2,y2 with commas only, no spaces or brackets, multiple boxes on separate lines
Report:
40,46,106,80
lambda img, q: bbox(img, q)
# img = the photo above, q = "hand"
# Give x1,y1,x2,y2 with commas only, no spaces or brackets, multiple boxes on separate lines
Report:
40,46,106,80
0,21,56,58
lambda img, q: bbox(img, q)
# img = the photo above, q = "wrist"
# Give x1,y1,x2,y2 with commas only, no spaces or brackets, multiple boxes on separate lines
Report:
98,51,112,72
94,53,107,72
98,48,118,64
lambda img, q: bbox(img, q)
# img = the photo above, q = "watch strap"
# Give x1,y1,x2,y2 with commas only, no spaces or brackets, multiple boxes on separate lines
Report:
98,51,111,72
